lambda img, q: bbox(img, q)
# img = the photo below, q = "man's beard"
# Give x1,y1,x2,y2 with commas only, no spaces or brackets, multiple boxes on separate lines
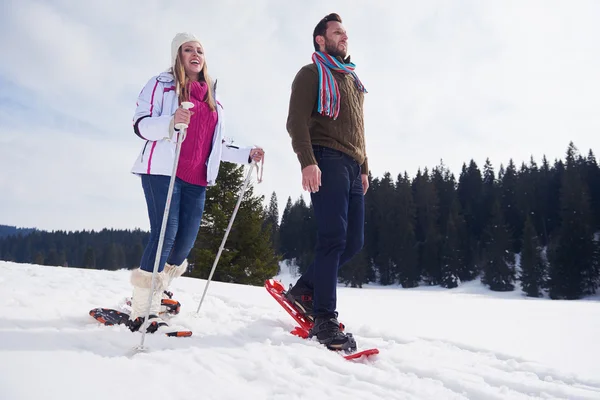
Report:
324,39,347,59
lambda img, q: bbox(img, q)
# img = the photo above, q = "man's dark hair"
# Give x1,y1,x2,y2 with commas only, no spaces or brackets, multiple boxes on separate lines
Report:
313,13,342,51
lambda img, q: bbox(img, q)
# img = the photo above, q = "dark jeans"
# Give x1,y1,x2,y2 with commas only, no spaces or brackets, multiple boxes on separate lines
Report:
299,145,365,317
139,174,206,273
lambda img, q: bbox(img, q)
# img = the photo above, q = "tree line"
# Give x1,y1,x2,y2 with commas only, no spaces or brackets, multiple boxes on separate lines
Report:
0,163,280,286
2,142,599,298
0,227,148,270
276,142,600,300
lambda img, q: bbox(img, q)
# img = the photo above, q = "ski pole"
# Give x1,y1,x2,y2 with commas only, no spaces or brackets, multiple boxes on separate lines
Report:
137,101,194,351
195,161,258,314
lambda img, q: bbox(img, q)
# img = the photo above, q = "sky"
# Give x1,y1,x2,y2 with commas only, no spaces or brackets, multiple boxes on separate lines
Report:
1,0,600,232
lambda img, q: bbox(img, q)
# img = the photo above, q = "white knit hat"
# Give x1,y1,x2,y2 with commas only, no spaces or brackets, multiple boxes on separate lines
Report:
171,32,202,69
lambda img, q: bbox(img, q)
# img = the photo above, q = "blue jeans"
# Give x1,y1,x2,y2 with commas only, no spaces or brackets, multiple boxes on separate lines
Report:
139,174,206,273
300,145,365,316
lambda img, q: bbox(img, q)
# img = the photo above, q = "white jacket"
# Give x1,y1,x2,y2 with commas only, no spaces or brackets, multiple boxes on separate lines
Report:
130,72,252,186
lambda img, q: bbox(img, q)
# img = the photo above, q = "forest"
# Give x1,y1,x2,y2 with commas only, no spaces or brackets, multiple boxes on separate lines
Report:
2,142,598,299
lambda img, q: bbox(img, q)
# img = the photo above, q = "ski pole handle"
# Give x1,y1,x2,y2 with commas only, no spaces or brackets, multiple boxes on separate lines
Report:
174,101,194,130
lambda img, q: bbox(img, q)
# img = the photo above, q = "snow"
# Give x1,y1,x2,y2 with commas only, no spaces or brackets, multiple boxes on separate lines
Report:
1,260,599,400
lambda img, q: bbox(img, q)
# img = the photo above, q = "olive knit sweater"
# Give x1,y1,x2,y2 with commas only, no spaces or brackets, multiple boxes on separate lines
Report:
286,61,368,174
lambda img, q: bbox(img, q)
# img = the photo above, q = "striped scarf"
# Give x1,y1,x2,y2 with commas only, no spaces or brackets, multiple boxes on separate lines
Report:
312,51,367,120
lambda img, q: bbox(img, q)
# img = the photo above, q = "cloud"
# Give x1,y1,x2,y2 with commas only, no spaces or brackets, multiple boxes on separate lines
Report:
2,0,600,231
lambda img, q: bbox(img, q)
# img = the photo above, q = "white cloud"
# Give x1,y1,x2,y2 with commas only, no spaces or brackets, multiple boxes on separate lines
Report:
2,0,600,230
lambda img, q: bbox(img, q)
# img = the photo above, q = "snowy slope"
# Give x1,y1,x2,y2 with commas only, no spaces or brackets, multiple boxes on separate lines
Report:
0,260,599,400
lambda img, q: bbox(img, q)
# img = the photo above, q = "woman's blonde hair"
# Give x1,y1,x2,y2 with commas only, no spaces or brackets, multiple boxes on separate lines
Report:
171,47,216,112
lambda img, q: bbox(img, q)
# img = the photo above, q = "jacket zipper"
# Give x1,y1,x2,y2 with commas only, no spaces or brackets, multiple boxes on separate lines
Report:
141,140,149,162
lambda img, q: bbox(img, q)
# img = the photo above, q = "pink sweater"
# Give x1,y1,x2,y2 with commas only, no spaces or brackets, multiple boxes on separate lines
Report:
176,81,218,186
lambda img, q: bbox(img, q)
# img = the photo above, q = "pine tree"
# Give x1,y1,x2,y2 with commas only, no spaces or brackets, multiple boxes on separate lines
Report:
339,249,369,288
100,243,119,270
394,173,419,288
458,160,484,276
458,160,484,240
83,247,96,269
264,192,280,254
363,173,379,284
278,196,316,273
519,215,546,297
278,197,294,259
584,150,600,232
482,158,496,222
432,161,455,235
440,198,466,288
373,172,397,285
516,159,537,230
189,162,280,286
546,159,565,240
45,249,61,267
500,159,522,253
535,156,551,244
481,199,516,291
296,199,317,274
413,169,441,285
547,143,598,299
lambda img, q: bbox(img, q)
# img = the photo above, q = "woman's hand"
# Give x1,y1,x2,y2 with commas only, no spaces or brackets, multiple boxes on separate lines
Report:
250,147,264,163
174,107,193,128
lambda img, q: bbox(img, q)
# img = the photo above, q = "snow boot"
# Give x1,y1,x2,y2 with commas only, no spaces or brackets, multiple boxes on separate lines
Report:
285,280,314,322
160,260,188,315
127,268,191,337
309,313,356,352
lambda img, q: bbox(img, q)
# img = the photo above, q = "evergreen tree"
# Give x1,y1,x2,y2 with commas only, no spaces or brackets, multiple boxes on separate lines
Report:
535,156,552,244
432,161,455,235
277,196,316,273
500,159,522,253
515,158,538,230
83,247,96,269
363,173,379,284
127,242,144,270
482,158,496,226
481,199,516,291
413,169,441,285
339,249,369,288
546,159,565,240
458,160,484,240
45,249,61,267
296,199,317,274
547,143,598,299
264,192,280,255
278,196,294,259
584,150,600,232
33,252,44,266
519,215,545,297
440,198,466,288
100,243,119,270
189,163,280,285
394,173,419,288
373,172,398,285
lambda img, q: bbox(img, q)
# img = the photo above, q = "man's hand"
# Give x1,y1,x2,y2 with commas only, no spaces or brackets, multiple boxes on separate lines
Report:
361,174,369,195
302,165,321,193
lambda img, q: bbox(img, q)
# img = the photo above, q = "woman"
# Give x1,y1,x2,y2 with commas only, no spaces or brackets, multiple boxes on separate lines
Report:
128,32,264,335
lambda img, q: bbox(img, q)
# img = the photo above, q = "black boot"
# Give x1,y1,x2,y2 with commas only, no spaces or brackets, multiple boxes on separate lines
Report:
285,281,314,322
309,313,357,352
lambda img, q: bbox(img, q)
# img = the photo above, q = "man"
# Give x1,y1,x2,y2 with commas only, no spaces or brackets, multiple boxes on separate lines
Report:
285,13,369,352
